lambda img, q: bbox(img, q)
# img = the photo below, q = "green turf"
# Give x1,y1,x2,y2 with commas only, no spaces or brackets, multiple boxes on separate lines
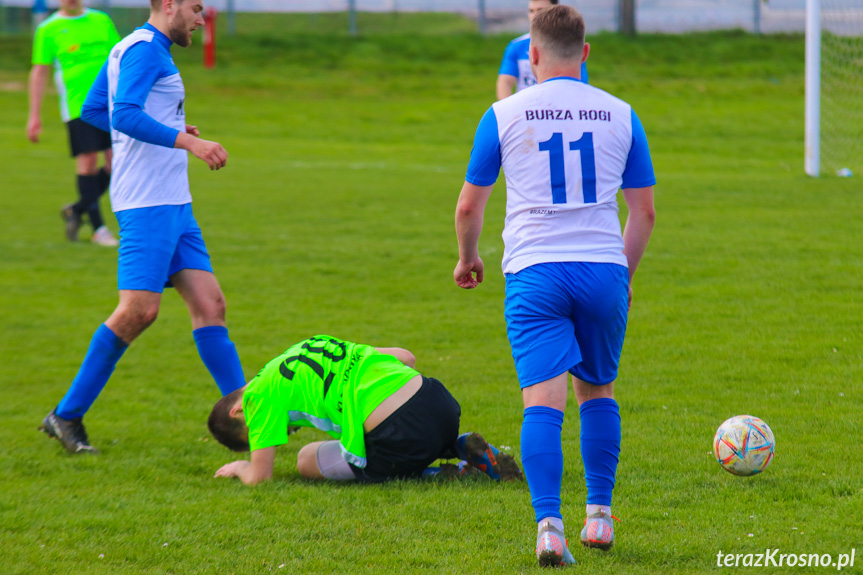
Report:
1,13,861,575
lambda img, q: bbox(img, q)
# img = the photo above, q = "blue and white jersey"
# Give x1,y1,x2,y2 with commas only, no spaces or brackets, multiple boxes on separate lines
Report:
466,77,655,274
82,23,189,212
499,33,589,92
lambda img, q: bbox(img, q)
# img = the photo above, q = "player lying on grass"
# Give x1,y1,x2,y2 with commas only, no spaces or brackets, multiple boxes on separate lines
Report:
209,335,522,484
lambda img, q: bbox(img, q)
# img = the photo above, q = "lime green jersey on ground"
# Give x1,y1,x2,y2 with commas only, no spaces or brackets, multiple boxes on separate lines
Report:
243,336,419,468
32,9,120,122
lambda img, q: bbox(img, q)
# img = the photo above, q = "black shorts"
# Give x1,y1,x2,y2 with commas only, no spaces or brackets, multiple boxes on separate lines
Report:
350,376,461,483
67,117,111,157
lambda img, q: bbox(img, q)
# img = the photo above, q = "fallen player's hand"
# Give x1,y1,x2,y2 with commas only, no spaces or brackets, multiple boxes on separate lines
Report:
214,460,249,479
185,124,200,137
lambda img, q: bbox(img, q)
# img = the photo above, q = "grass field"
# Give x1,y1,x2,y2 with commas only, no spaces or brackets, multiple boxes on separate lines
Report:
1,13,861,574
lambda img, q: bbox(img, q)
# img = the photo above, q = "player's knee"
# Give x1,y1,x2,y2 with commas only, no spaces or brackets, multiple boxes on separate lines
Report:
118,302,159,330
189,292,226,326
400,349,416,369
135,306,160,329
391,348,415,368
296,444,321,479
76,152,99,175
201,292,226,323
212,292,227,319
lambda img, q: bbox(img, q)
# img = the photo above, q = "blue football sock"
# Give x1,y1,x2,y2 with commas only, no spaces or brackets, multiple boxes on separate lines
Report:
580,398,621,506
193,325,245,395
56,324,128,419
522,406,565,523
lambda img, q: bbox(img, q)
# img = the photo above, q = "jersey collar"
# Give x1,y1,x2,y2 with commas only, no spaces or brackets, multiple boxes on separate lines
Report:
141,22,173,48
56,9,90,19
545,76,586,84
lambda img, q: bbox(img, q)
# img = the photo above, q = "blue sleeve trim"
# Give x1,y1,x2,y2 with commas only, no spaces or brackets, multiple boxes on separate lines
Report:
498,41,519,77
111,40,180,148
80,60,110,133
622,109,656,189
465,107,501,186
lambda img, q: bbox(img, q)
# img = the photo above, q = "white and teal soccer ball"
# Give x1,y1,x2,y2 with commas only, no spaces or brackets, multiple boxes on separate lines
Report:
713,415,775,476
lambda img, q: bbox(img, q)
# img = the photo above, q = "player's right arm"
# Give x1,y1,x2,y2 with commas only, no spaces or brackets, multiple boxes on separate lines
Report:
455,106,500,288
214,446,275,485
27,65,51,142
174,131,228,171
496,41,519,100
111,42,227,170
496,75,517,101
27,24,53,143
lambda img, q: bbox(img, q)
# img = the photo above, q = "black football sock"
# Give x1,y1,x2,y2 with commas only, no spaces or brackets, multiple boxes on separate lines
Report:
97,167,110,195
74,175,104,230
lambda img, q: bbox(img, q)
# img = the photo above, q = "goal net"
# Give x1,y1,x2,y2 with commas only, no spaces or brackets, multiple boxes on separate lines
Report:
806,0,863,176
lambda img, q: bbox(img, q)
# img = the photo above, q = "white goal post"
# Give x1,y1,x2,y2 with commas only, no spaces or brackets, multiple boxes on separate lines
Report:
805,0,863,177
805,0,820,176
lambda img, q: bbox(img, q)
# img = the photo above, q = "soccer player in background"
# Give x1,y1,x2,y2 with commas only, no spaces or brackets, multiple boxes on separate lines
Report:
454,6,655,567
209,335,522,485
27,0,120,246
496,0,588,100
39,0,246,455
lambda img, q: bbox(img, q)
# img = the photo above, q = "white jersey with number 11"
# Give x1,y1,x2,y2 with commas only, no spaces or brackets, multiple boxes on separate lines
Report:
465,77,656,274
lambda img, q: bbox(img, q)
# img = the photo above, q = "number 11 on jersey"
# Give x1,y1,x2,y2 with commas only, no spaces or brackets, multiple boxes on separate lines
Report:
538,132,597,204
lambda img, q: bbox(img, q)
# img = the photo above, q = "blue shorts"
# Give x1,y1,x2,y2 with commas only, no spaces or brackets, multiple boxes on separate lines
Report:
504,261,629,388
115,204,213,293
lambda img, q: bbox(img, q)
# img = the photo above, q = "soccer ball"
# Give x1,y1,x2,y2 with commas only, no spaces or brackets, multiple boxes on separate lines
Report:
713,415,775,476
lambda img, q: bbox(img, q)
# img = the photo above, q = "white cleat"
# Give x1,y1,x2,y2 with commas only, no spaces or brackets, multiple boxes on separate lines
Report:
580,508,618,550
91,226,119,247
536,520,576,567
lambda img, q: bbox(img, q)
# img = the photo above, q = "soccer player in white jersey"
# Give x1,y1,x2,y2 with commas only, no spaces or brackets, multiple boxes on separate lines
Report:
39,0,246,455
496,0,588,100
455,5,656,567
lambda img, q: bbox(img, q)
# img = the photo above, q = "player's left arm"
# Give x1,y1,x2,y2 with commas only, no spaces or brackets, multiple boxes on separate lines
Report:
214,446,275,485
81,60,111,133
620,108,657,305
622,186,655,280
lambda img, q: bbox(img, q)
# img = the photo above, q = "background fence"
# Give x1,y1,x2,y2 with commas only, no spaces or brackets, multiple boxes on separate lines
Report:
2,0,862,35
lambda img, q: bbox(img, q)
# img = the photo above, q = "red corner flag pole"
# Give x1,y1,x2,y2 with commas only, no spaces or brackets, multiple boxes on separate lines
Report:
203,6,217,69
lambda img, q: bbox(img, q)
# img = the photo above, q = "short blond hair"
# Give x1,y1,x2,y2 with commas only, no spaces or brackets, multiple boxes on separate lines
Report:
530,4,586,62
150,0,185,11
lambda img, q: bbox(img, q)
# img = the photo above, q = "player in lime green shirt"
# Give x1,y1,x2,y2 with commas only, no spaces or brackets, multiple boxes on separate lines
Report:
209,335,522,484
28,0,120,246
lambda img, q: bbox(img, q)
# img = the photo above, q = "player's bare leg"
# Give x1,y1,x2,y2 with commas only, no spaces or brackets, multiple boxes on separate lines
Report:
172,269,227,329
172,269,245,395
105,290,162,343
